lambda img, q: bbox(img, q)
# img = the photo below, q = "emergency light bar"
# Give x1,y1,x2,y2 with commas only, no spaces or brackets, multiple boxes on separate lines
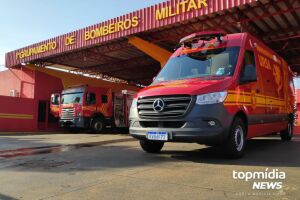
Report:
179,31,226,45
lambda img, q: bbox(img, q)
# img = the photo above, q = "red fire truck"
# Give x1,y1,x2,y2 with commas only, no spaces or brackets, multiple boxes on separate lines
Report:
129,31,295,158
51,85,137,132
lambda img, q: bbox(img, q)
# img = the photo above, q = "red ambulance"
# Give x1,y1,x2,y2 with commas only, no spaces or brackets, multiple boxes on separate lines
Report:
129,31,295,158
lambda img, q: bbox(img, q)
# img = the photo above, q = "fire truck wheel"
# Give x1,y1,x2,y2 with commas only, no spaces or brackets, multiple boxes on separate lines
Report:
224,117,246,158
139,140,164,153
92,118,104,133
280,120,293,141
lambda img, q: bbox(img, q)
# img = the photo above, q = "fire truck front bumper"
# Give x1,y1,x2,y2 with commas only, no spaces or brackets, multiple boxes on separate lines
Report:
60,117,88,128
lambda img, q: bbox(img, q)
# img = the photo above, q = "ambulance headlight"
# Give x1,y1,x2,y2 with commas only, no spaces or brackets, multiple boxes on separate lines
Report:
131,98,138,109
196,91,228,105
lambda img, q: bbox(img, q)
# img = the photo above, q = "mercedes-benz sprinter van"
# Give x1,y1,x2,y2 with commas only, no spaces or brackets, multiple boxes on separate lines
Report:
129,31,295,158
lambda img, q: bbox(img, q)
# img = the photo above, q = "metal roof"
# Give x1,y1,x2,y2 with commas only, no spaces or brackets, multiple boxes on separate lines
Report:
5,0,300,85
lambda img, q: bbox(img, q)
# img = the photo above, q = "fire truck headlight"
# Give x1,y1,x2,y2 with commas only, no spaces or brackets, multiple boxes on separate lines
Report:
196,91,228,105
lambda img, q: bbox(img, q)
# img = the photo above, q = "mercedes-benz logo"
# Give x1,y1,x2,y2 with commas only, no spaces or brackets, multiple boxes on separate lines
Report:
153,98,165,112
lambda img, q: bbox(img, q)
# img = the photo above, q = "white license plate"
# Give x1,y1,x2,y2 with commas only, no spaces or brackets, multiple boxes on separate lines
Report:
146,131,168,141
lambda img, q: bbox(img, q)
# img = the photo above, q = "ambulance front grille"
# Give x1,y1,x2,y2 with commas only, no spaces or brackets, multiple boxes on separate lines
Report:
137,95,192,118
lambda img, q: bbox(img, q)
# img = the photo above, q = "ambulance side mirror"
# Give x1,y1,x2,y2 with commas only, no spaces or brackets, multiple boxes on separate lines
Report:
239,64,257,84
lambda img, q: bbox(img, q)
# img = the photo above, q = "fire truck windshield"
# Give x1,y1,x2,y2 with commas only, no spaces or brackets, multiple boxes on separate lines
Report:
153,47,240,84
61,93,83,104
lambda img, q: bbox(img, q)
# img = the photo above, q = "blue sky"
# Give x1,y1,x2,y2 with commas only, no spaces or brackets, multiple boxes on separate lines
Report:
0,0,165,70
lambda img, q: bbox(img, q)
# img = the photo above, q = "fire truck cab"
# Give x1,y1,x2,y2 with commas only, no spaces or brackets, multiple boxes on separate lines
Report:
51,85,136,132
50,93,60,118
129,31,295,158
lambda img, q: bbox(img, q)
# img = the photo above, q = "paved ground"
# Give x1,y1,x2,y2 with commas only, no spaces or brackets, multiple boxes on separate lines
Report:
0,132,299,200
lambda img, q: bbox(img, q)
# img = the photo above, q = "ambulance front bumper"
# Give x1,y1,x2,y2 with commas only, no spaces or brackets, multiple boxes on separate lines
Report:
129,103,233,144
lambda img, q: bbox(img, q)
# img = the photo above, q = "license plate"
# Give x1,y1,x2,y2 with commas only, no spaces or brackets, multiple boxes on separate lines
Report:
146,131,168,141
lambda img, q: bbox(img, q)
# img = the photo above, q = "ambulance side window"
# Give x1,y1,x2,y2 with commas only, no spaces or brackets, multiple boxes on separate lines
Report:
240,51,257,83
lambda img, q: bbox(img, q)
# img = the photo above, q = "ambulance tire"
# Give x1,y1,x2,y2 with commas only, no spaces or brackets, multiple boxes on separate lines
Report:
280,120,293,141
91,118,104,133
140,140,164,153
224,117,246,158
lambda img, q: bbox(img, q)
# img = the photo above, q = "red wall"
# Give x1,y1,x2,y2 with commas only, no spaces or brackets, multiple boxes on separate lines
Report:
0,68,35,98
0,96,37,131
34,70,63,100
0,67,63,132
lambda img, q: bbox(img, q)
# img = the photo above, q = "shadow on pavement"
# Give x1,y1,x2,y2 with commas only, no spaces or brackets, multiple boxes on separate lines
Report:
0,138,135,158
0,128,129,136
0,193,18,200
166,136,300,167
0,135,299,172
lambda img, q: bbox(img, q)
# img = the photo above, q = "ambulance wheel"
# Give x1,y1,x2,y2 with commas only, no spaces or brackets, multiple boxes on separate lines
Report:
92,118,104,133
224,117,246,158
280,120,293,141
140,140,164,153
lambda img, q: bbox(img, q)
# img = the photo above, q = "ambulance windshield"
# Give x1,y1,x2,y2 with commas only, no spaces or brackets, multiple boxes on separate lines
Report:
153,47,240,84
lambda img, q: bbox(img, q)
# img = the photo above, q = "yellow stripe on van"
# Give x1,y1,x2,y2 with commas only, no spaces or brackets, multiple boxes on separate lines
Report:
225,90,285,108
225,93,252,104
255,96,266,105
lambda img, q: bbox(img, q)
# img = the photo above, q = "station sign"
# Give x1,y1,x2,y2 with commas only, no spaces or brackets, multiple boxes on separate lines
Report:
156,0,208,20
